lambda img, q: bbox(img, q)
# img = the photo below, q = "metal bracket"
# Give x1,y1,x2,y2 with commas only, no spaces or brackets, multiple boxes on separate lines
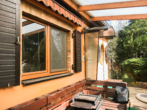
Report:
16,36,20,45
96,100,103,110
72,92,82,102
8,83,10,88
95,94,102,105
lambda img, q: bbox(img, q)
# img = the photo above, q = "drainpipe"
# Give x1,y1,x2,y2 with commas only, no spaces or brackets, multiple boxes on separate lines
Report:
96,31,100,80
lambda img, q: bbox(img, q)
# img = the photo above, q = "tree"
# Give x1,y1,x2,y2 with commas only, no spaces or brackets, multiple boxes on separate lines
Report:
115,19,147,64
108,19,147,79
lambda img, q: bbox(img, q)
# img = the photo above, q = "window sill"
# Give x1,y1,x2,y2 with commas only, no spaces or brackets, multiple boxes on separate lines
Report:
22,73,73,86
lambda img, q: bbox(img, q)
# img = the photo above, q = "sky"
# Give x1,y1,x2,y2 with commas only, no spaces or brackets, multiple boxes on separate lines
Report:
106,20,130,35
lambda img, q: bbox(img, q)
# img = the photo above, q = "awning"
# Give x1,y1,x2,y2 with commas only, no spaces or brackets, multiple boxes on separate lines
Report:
37,0,84,26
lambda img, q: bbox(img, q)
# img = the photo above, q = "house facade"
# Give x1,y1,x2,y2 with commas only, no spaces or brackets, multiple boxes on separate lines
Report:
0,0,113,109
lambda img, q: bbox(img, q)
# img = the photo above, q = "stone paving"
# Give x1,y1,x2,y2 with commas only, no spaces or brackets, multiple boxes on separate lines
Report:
128,86,147,110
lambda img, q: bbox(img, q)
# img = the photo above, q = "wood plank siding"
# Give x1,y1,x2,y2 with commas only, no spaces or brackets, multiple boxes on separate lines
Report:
0,0,20,88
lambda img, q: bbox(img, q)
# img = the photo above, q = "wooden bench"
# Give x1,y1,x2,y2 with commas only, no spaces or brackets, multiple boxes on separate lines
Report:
84,80,127,110
8,79,127,110
106,79,123,82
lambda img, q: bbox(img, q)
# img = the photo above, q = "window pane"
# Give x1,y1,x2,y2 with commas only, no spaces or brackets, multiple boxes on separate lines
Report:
22,18,46,73
50,28,66,72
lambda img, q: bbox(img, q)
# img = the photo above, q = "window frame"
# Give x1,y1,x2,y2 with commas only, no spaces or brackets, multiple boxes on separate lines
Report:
21,16,69,80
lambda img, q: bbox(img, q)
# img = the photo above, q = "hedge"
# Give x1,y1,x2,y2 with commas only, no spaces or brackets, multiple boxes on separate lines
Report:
122,58,147,81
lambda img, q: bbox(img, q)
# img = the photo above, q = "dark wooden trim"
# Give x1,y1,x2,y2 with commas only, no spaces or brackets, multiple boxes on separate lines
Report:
0,43,15,49
0,9,16,19
0,15,15,24
0,48,15,54
0,26,15,34
0,0,16,8
0,79,15,88
0,54,15,60
0,60,15,65
0,3,16,13
74,30,82,73
22,73,73,86
6,0,20,5
0,21,15,29
0,65,15,71
0,70,15,76
15,2,20,86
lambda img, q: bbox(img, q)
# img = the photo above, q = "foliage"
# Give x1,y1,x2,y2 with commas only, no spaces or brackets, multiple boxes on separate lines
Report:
111,70,122,79
115,19,147,64
22,31,45,72
108,19,147,81
108,37,118,60
122,58,147,81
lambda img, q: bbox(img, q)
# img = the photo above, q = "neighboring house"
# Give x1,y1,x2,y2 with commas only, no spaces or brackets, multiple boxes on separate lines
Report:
0,0,114,109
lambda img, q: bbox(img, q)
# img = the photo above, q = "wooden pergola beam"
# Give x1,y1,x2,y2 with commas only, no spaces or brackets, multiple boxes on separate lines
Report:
79,0,147,11
92,14,147,21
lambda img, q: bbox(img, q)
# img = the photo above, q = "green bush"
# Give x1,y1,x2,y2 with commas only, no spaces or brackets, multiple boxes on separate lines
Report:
122,58,147,81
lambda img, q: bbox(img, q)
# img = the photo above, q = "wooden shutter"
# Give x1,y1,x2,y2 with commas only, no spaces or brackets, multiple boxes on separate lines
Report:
0,0,20,87
74,30,81,73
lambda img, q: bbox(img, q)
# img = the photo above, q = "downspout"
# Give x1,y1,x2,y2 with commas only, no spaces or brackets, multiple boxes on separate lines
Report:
96,31,100,80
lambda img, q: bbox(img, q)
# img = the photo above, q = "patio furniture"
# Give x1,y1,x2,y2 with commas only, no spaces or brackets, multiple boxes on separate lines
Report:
9,79,128,110
84,80,128,110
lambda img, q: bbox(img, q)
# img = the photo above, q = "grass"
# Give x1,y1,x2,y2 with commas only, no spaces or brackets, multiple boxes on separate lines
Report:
127,107,137,110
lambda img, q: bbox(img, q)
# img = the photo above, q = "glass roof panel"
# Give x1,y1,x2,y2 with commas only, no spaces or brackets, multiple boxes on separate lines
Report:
73,0,137,6
86,6,147,17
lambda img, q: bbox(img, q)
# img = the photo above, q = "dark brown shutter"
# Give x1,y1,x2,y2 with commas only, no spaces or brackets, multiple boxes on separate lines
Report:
74,30,81,73
0,0,20,87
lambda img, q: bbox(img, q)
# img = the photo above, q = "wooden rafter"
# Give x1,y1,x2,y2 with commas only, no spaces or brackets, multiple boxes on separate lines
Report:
79,0,147,11
62,0,91,21
92,14,147,21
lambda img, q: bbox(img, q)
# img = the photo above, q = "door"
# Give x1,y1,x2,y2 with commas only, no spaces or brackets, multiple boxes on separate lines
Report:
85,32,98,80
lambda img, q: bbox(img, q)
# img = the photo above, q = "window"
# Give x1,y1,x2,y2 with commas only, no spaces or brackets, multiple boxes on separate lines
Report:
21,17,68,80
50,27,67,72
22,18,46,73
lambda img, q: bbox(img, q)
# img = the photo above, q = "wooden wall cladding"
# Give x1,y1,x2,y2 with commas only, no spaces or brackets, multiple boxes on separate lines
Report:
0,0,20,88
74,30,82,73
